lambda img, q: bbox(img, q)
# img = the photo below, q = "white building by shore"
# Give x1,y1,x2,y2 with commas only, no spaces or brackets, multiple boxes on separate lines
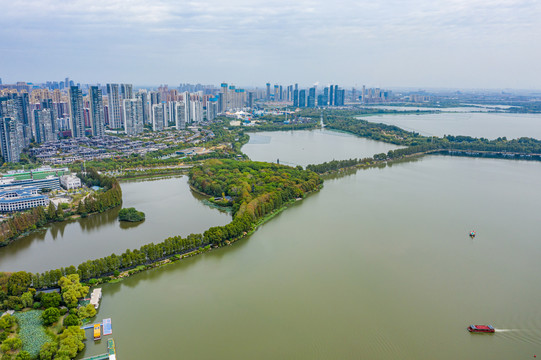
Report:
60,175,82,190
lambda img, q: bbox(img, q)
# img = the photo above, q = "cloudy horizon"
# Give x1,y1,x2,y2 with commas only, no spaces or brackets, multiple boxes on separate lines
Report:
1,0,540,89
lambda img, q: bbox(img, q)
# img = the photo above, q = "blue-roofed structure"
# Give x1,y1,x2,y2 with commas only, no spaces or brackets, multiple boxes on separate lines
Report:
0,186,49,212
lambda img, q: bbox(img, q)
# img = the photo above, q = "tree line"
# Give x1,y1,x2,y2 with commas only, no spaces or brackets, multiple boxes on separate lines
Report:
2,160,322,291
304,111,541,174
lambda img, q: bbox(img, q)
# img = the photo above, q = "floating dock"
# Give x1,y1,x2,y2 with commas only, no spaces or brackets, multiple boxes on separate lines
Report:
90,288,102,309
108,338,117,360
103,318,112,336
81,354,109,360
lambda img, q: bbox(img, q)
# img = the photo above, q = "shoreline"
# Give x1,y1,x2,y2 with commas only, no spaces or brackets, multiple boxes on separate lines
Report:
87,188,319,286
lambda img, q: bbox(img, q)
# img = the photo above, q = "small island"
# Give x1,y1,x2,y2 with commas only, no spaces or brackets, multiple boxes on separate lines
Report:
118,207,146,222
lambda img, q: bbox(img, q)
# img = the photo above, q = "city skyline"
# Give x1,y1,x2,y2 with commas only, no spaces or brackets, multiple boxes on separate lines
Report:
1,0,540,89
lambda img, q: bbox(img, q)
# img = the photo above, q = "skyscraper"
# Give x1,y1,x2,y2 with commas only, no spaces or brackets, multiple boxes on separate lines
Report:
307,87,316,108
329,85,334,106
106,84,122,129
89,86,105,137
68,86,85,138
33,109,54,143
120,84,134,100
183,92,191,126
123,98,143,136
293,89,299,107
175,102,186,130
266,83,271,100
299,90,306,107
151,103,165,131
0,117,22,163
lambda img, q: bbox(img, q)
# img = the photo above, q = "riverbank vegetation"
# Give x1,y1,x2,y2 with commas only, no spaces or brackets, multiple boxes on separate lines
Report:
305,111,541,174
0,160,321,293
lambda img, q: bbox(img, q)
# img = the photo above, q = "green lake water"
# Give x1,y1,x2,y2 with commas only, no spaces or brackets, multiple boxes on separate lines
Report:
78,153,541,359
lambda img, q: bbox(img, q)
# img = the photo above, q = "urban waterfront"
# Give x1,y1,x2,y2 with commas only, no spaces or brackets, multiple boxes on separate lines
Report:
78,154,541,359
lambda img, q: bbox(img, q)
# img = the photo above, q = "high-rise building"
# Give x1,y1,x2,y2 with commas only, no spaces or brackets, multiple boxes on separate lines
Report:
307,87,316,108
68,86,85,138
41,99,58,134
106,84,122,129
220,83,228,111
206,98,218,121
274,85,279,101
151,103,165,131
335,89,345,106
322,87,329,106
183,92,191,126
89,86,105,137
247,92,254,109
137,91,150,125
329,85,334,106
123,98,143,136
0,117,22,163
299,90,306,107
16,93,31,147
120,84,133,100
293,89,299,107
333,85,339,105
266,83,271,100
175,102,186,130
33,109,55,143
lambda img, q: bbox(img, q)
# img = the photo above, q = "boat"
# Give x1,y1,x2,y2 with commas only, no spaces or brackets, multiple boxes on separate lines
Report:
468,325,494,333
469,231,476,238
94,323,101,340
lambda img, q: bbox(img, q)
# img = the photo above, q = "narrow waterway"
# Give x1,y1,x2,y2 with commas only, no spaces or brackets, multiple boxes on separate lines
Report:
79,156,541,359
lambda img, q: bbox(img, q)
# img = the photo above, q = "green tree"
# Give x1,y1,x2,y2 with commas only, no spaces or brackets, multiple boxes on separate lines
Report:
0,314,16,330
46,202,56,221
7,271,32,296
62,314,80,327
39,342,58,360
0,336,22,352
20,291,33,308
41,307,60,326
40,292,61,308
56,326,85,359
77,304,96,319
14,351,31,360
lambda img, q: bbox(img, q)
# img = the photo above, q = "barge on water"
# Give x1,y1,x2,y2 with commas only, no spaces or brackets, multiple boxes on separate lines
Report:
468,325,494,333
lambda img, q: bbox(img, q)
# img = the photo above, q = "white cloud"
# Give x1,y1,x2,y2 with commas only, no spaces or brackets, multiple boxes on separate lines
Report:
0,0,540,87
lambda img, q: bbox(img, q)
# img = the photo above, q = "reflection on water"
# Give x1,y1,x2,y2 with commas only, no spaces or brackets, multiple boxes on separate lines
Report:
0,176,231,273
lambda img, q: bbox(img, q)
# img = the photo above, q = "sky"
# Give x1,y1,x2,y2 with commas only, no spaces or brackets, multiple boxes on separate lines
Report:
1,0,540,89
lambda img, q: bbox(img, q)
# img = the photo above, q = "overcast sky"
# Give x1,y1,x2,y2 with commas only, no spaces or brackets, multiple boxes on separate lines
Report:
1,0,540,89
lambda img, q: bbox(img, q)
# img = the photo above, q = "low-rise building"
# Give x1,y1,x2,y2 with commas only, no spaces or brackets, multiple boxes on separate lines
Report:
60,175,82,190
0,186,50,212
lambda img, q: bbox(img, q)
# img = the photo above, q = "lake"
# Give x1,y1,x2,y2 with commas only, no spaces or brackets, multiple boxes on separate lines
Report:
78,155,541,359
242,128,402,167
0,176,231,273
358,112,541,139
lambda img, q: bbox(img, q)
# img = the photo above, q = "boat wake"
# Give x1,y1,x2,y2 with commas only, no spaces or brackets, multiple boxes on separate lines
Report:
494,329,520,332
